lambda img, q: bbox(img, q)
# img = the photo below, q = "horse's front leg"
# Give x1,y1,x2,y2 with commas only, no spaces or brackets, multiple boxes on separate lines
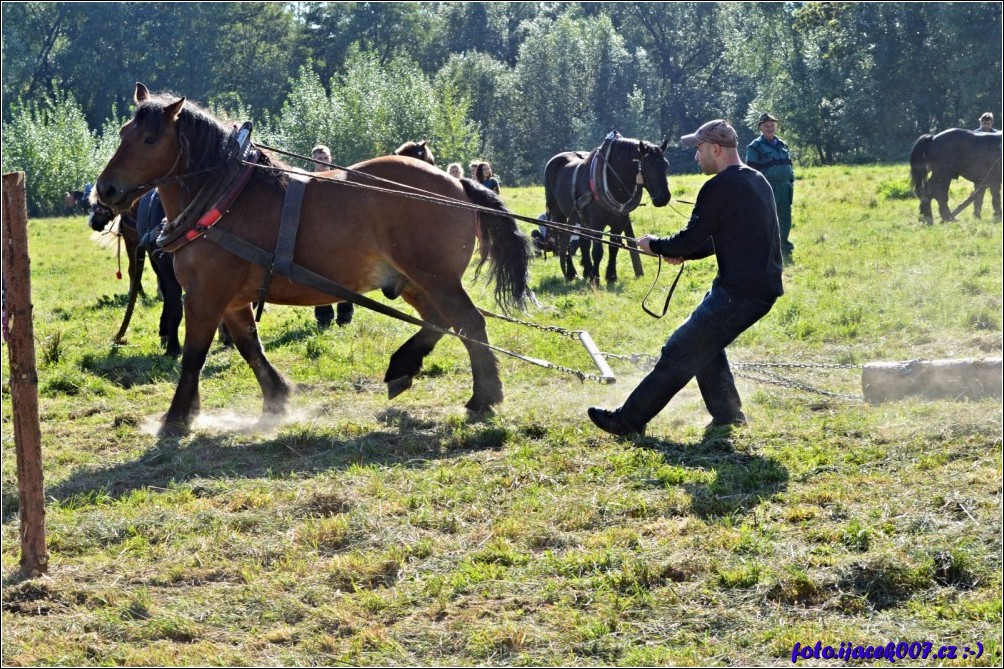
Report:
160,298,223,436
600,234,617,283
221,304,293,418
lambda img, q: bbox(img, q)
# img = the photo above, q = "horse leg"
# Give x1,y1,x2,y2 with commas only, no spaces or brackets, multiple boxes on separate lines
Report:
160,300,222,435
930,174,955,222
384,295,449,401
918,192,933,223
438,287,503,411
220,305,293,417
154,254,184,358
973,187,985,219
389,280,503,411
580,238,599,284
559,236,577,280
990,185,1002,219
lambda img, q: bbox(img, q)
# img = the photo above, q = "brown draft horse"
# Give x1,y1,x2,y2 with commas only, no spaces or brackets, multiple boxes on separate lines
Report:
96,84,531,435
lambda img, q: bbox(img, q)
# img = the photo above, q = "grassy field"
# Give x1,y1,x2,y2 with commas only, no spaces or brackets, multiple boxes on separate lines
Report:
2,164,1002,666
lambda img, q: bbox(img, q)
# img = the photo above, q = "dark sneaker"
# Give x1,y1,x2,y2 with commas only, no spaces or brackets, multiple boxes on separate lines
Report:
588,407,646,438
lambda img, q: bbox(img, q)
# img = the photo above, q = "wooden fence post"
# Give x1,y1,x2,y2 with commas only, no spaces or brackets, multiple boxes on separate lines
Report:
2,171,48,577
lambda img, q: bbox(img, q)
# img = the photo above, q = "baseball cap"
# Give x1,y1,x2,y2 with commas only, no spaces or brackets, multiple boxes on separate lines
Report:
680,120,739,148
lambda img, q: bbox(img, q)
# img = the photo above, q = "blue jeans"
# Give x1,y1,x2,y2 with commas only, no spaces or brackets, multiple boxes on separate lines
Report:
617,285,775,430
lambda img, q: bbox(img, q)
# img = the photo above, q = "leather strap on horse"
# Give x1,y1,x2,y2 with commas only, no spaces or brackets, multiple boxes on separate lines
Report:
160,153,260,252
590,132,643,215
202,225,614,383
255,173,309,321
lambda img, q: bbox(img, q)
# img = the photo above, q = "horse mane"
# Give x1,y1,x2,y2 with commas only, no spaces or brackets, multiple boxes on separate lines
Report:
137,92,289,190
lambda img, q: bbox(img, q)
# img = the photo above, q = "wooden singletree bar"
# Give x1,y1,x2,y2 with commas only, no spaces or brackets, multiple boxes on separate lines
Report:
2,172,48,576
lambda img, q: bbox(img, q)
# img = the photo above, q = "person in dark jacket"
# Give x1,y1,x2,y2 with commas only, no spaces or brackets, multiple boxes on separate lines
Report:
588,119,784,437
746,113,795,264
310,144,354,328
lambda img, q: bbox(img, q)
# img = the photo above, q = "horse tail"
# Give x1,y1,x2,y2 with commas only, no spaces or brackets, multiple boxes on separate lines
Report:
910,134,934,197
459,178,532,312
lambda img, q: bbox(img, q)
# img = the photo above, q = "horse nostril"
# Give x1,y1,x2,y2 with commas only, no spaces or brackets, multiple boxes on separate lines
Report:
97,182,116,202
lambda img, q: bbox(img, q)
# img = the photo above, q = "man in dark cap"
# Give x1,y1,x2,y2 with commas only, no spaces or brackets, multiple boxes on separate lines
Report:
746,113,795,264
588,120,784,438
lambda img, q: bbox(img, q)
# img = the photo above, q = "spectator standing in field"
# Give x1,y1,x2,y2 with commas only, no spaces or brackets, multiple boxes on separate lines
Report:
447,163,464,179
476,162,500,194
975,112,998,134
746,113,795,265
310,145,354,328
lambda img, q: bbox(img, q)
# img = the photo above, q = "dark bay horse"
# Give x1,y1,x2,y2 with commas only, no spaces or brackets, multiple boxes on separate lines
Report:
88,193,184,356
96,84,531,434
544,133,671,282
910,128,1002,222
393,140,436,165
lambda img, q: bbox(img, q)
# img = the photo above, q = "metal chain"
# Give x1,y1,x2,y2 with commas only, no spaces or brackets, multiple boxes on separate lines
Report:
479,308,583,340
603,351,864,401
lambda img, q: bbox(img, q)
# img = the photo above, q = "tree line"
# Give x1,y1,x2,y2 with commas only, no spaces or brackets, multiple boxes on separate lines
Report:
2,2,1001,215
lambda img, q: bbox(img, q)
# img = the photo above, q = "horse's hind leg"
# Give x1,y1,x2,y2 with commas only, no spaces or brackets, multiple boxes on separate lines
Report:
220,305,293,417
434,285,503,411
383,282,450,399
929,175,955,222
387,281,503,411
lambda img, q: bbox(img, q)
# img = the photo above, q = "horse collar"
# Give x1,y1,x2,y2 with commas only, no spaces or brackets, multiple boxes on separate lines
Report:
158,150,261,252
588,134,643,215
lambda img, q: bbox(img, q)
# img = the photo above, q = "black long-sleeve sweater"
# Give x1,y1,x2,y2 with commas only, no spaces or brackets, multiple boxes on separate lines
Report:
649,164,784,301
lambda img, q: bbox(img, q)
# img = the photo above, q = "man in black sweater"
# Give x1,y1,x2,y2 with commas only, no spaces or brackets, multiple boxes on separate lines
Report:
589,120,784,437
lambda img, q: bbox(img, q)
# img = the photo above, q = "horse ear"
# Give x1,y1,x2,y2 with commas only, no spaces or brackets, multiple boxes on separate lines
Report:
135,83,150,104
638,141,646,153
660,138,669,152
164,97,186,122
419,140,426,148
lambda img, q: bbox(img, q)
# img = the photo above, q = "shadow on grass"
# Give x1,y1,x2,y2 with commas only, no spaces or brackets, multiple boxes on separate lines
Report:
2,407,510,519
635,432,789,520
79,350,180,388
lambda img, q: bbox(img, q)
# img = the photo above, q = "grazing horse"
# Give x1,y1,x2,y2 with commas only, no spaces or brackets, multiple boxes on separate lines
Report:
65,189,91,214
96,83,531,435
910,128,1002,222
88,192,184,356
544,133,671,283
393,140,436,165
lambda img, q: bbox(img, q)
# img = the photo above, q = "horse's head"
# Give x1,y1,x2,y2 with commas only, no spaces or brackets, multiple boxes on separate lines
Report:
96,83,189,210
394,140,436,166
637,138,671,207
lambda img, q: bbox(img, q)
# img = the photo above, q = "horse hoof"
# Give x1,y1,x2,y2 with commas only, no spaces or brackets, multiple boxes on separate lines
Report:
158,420,189,438
465,392,503,413
387,376,413,400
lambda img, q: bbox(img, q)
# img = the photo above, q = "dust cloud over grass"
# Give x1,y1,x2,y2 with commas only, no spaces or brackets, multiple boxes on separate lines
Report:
2,165,1001,666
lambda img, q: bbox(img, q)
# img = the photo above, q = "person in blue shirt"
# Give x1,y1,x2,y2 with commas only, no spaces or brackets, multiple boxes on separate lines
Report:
475,162,500,194
746,113,795,265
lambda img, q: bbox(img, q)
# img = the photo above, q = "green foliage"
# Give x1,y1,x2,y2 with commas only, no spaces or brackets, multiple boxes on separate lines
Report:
1,91,104,216
2,4,1001,188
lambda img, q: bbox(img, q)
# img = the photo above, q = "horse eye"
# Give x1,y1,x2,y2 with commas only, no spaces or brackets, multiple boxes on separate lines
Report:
144,136,156,146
